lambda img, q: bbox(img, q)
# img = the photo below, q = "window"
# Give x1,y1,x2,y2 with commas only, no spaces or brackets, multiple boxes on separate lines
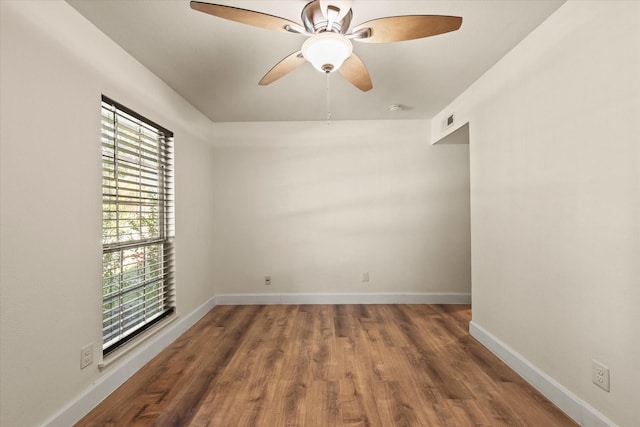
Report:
101,95,175,356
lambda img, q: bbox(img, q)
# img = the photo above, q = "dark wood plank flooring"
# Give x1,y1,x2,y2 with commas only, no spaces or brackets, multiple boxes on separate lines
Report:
76,304,577,426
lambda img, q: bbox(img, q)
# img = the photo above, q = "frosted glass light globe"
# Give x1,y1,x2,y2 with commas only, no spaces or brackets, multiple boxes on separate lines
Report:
302,32,353,73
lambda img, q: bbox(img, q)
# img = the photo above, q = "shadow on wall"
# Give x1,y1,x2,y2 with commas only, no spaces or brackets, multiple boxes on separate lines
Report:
434,122,470,145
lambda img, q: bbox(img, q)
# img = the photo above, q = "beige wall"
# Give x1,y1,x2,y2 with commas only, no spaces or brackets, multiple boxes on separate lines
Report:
210,121,471,297
0,2,216,426
432,1,639,425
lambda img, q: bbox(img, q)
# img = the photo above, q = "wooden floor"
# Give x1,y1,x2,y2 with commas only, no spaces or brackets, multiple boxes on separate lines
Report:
77,305,577,426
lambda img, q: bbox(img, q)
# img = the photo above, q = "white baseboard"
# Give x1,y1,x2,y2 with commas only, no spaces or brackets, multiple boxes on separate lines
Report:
215,292,471,305
469,321,617,427
43,296,217,427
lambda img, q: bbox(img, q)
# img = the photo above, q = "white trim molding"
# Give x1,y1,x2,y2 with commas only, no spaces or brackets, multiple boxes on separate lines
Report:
469,321,617,427
43,296,217,427
215,292,471,305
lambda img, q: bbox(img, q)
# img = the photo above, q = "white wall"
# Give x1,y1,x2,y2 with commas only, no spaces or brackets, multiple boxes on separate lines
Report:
432,1,639,425
0,2,216,426
210,120,470,298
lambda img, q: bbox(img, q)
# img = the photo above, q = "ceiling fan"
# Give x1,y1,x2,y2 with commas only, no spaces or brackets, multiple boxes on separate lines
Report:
190,0,462,92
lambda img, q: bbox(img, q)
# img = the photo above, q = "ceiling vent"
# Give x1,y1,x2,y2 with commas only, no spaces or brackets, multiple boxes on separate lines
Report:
442,113,455,130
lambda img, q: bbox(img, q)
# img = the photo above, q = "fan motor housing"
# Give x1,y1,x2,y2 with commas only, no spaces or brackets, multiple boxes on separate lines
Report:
301,0,353,34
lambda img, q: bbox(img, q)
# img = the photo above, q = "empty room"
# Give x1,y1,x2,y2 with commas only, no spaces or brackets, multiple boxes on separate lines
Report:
0,0,638,426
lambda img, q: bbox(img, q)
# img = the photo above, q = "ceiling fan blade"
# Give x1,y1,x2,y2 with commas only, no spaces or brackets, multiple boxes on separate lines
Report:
190,1,303,34
259,51,306,86
339,53,373,92
353,15,462,43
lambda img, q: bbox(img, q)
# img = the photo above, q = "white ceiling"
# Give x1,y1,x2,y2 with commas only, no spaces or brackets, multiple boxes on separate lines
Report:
66,0,565,122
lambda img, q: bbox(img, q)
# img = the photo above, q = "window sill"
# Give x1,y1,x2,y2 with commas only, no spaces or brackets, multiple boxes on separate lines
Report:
98,313,179,370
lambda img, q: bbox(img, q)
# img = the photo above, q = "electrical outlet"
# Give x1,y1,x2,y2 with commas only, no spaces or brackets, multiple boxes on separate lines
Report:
80,343,93,369
264,275,271,286
592,359,610,391
362,272,369,282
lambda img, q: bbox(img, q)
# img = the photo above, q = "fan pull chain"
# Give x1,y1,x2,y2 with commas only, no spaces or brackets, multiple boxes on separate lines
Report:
326,71,332,125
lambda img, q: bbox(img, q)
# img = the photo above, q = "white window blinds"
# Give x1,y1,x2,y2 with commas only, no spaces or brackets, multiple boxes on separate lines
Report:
101,95,175,355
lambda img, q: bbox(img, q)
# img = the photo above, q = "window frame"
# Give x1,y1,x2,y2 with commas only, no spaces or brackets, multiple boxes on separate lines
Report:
100,95,175,356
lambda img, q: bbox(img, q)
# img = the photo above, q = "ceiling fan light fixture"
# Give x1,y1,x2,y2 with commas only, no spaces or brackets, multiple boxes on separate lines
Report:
302,33,353,73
